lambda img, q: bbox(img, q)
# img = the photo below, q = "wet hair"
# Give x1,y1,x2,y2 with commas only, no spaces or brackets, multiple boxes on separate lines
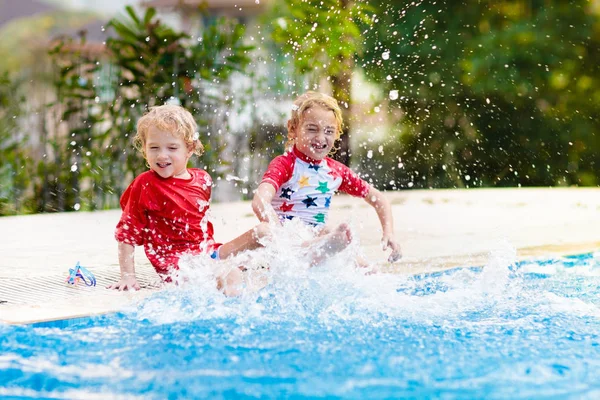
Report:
286,91,344,150
134,104,203,156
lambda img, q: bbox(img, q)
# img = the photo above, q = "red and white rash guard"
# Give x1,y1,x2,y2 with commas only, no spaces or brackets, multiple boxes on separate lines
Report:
115,169,220,276
261,146,370,227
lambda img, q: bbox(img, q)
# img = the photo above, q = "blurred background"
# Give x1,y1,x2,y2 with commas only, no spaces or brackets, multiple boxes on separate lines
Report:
0,0,598,215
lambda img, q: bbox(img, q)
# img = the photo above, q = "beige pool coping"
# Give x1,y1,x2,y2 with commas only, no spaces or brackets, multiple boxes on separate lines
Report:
1,187,599,325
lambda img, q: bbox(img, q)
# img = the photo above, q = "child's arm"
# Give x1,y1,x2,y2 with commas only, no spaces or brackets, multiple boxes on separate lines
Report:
251,183,279,224
363,186,402,263
107,242,141,291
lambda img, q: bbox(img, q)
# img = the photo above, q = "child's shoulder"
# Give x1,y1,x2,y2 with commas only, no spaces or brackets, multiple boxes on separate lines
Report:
324,156,352,171
131,170,156,184
188,167,210,177
271,150,296,162
188,168,213,185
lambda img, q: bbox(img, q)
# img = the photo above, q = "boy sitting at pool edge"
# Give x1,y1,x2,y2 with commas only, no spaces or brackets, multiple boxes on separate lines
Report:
108,105,270,295
251,91,402,265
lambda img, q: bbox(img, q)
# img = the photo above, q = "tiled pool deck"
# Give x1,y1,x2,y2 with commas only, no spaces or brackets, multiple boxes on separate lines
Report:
1,188,599,325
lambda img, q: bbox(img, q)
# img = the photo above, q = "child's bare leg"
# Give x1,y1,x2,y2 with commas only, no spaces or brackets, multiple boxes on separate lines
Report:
316,226,376,272
305,223,353,266
213,222,272,296
218,222,271,259
215,266,244,297
215,265,269,296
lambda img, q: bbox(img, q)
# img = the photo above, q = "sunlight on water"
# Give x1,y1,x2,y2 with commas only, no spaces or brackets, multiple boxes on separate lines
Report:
1,239,600,398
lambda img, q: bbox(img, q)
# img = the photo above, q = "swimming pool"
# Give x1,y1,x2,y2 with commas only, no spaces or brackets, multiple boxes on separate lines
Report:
1,251,599,399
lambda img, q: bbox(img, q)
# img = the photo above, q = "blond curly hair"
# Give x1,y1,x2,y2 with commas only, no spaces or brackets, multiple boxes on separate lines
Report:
286,91,344,150
134,105,204,157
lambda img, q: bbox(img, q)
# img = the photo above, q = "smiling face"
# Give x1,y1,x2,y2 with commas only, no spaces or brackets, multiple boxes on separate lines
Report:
290,105,338,161
144,126,193,179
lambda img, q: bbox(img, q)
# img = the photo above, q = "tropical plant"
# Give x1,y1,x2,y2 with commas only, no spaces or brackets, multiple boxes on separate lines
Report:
357,0,600,188
266,0,373,165
0,72,29,215
105,6,254,194
32,32,103,213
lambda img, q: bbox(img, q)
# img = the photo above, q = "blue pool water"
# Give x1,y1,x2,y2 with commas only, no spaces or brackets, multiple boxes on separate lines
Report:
1,251,600,399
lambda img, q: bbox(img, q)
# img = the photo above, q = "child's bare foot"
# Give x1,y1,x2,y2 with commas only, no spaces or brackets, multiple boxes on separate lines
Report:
326,223,353,253
310,223,353,266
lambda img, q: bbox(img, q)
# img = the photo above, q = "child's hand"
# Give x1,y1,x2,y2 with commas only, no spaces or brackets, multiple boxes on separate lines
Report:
382,236,402,263
107,275,141,291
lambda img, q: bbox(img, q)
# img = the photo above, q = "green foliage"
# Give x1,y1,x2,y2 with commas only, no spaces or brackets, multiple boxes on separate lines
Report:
3,1,599,216
31,32,105,213
269,0,370,78
0,72,30,215
266,0,375,165
107,6,188,107
189,18,254,81
357,0,599,188
104,6,254,194
0,5,255,214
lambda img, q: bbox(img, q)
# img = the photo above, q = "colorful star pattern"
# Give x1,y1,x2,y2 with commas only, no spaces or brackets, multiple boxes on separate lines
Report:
302,195,317,208
314,213,326,223
279,202,294,212
280,187,294,199
316,181,329,194
267,150,369,227
298,175,310,188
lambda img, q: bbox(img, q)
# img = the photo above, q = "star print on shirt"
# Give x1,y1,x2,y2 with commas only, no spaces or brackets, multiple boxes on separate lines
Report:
316,181,329,194
325,196,331,208
279,202,294,212
298,175,310,188
280,187,294,199
302,195,317,208
327,169,339,178
314,213,326,223
308,164,321,171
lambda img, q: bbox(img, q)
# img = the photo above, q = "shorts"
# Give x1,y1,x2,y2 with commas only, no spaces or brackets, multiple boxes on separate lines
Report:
210,244,222,260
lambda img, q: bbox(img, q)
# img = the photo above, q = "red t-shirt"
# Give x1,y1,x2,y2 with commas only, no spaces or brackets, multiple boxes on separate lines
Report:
115,169,219,276
261,147,370,226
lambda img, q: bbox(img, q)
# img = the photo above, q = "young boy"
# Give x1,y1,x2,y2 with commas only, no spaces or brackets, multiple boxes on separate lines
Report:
252,91,402,265
108,105,269,295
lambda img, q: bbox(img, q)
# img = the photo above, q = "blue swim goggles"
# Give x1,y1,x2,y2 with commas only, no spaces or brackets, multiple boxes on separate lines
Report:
65,262,96,287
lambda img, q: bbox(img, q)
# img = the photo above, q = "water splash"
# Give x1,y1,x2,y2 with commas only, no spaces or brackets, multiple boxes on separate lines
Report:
3,244,599,398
